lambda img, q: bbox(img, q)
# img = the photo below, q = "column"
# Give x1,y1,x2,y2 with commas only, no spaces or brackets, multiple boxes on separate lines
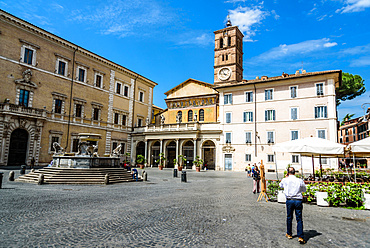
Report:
144,139,148,167
175,139,179,169
160,139,163,167
193,138,197,170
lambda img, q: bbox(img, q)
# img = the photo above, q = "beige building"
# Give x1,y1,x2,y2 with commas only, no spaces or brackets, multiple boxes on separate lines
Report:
0,10,157,166
132,20,341,173
131,79,220,169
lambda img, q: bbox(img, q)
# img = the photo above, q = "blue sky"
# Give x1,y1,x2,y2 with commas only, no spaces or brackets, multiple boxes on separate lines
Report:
1,0,370,120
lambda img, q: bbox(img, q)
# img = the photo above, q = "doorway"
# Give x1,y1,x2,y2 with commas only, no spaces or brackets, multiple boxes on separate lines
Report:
182,140,194,169
8,129,29,166
166,141,176,168
224,154,232,171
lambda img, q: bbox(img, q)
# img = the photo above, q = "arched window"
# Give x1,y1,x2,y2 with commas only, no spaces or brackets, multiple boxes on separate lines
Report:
220,38,223,48
177,111,182,122
188,110,193,122
199,109,204,122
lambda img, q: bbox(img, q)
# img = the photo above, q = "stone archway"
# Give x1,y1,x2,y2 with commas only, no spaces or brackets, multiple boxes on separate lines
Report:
166,141,176,168
202,140,216,170
182,140,194,169
151,141,160,167
136,141,145,157
8,128,29,166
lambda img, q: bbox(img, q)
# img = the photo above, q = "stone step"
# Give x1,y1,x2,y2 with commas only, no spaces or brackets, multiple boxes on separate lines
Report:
15,167,141,185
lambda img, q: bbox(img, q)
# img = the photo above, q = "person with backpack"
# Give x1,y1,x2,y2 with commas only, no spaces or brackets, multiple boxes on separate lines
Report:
252,166,260,194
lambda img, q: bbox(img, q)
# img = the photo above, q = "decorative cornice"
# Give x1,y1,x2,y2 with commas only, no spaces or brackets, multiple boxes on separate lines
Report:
54,53,71,61
19,39,40,49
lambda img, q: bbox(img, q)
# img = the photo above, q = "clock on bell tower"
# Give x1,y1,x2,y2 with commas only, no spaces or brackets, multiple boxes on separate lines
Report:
213,18,244,85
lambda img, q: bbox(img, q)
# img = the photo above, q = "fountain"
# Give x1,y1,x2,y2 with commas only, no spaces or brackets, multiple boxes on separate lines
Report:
15,133,137,184
51,133,120,168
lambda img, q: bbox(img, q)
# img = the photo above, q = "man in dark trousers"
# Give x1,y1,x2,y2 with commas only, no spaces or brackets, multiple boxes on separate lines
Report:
279,167,307,244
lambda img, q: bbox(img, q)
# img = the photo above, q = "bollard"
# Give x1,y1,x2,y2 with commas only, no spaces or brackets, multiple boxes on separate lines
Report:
181,171,187,183
20,165,26,175
9,171,15,181
104,174,109,185
143,172,147,181
0,172,3,189
38,174,44,185
173,168,178,178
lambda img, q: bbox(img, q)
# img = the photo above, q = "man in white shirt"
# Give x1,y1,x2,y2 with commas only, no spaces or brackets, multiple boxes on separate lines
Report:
279,167,307,244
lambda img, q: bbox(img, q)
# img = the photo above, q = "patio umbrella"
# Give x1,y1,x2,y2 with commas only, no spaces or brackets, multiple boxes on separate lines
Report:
347,136,370,182
273,137,345,179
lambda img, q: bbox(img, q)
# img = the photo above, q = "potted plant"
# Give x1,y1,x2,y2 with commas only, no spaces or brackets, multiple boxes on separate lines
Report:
136,154,146,169
316,183,329,207
124,152,130,165
193,156,203,172
156,153,165,170
177,155,186,171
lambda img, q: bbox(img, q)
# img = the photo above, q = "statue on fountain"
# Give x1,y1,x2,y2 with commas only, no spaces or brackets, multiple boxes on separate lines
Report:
52,142,64,155
112,144,122,157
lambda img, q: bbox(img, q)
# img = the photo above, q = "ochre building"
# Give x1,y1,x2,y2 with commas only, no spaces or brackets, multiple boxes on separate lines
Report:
0,10,157,166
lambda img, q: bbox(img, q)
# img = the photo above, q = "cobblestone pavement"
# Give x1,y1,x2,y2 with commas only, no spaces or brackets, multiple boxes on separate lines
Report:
0,168,369,248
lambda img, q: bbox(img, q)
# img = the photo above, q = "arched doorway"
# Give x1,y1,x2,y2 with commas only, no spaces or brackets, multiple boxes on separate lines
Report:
202,140,216,170
182,140,194,169
8,128,29,166
151,141,160,167
166,141,176,168
136,141,145,157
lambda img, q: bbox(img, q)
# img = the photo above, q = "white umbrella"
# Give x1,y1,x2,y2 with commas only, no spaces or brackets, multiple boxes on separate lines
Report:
347,136,370,155
273,137,345,179
347,136,370,182
273,137,345,156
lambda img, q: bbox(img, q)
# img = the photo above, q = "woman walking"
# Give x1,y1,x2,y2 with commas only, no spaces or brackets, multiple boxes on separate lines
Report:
252,166,261,194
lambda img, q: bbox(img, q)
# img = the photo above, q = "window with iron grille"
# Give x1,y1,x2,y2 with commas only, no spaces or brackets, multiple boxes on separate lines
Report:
199,109,204,121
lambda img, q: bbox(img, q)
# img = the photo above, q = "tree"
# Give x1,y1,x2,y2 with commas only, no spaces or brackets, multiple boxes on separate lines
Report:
341,113,355,126
336,72,366,106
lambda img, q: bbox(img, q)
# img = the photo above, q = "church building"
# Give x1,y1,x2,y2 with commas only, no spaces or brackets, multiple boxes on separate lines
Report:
133,19,341,173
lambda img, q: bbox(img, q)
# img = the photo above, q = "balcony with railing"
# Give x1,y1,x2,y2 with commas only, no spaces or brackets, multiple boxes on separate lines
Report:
133,122,221,134
0,103,46,118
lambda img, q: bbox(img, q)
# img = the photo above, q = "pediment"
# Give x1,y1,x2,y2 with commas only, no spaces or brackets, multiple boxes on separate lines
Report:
165,79,217,99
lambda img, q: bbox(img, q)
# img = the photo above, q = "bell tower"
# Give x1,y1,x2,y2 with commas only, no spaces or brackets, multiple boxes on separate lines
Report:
214,18,244,85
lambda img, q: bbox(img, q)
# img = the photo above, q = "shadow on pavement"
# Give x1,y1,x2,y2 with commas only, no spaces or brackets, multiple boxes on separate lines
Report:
304,230,322,241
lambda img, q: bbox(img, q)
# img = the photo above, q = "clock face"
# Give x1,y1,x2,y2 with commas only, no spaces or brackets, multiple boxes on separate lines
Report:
218,67,232,81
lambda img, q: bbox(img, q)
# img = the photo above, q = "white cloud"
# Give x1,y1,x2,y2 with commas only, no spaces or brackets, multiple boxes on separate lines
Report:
250,38,337,62
341,44,370,55
324,42,338,47
271,10,280,20
350,56,370,67
177,33,213,46
71,0,177,37
336,0,370,13
228,6,267,41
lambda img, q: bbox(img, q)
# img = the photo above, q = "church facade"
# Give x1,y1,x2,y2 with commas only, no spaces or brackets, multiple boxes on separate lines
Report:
0,10,157,166
133,20,341,172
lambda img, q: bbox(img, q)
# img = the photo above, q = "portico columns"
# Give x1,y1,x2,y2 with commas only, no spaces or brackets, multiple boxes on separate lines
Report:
160,139,163,167
193,138,197,170
175,139,179,169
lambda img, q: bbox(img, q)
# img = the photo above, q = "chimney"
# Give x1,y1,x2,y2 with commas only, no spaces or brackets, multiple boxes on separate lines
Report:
261,76,268,80
256,76,260,80
295,70,300,75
